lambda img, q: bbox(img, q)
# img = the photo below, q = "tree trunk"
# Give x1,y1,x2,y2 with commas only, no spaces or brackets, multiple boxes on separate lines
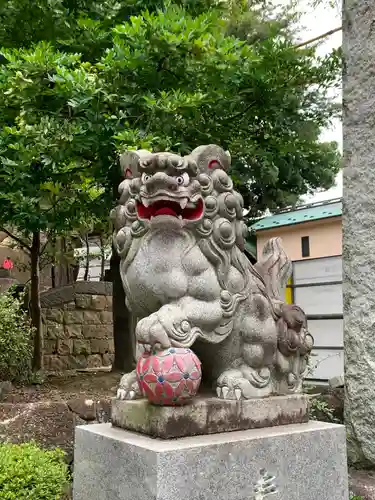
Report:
50,232,56,288
30,231,43,371
54,237,75,287
99,234,105,281
83,234,90,281
64,238,76,284
51,264,56,288
111,244,134,372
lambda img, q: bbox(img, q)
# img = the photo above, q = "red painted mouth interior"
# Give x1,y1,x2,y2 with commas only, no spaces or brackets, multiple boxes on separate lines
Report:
137,198,204,220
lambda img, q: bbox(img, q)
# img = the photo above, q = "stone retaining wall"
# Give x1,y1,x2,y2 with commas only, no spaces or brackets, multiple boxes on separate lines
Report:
41,282,114,371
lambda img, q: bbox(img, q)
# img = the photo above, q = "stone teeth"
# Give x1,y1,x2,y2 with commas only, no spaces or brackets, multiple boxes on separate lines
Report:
180,198,188,209
178,215,183,220
222,386,229,399
142,198,150,207
216,387,222,398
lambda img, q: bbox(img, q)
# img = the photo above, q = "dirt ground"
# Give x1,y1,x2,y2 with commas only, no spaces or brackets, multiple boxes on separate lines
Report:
350,469,375,499
2,371,121,403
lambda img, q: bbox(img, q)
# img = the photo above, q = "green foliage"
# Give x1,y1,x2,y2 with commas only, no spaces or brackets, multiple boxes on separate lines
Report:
99,3,341,214
0,442,68,500
309,0,340,9
308,394,340,424
0,290,33,383
0,0,341,222
0,0,228,60
0,42,107,236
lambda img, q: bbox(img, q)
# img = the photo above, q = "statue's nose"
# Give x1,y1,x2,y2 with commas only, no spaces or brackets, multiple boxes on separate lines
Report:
144,172,178,193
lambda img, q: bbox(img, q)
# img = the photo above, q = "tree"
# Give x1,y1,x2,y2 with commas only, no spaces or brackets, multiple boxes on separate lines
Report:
0,0,341,370
0,45,105,370
97,4,341,216
0,1,341,217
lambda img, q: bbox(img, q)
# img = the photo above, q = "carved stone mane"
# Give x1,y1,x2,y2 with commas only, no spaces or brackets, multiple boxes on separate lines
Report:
112,146,261,305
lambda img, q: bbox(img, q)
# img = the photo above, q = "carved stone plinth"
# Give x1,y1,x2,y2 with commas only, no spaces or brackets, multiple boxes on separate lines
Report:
111,394,309,439
73,421,349,500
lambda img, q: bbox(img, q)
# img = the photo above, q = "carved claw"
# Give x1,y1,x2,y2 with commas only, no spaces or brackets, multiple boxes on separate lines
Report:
218,386,242,400
116,370,142,400
117,389,126,400
216,369,245,400
221,386,229,399
116,388,137,400
136,313,171,348
216,367,272,400
216,383,244,400
234,388,242,400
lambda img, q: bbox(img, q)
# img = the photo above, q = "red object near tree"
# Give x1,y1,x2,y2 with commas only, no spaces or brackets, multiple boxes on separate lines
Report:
2,258,13,270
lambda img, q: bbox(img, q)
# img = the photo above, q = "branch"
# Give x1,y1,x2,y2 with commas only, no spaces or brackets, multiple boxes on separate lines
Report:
39,239,50,257
294,26,342,49
225,101,256,122
0,227,32,253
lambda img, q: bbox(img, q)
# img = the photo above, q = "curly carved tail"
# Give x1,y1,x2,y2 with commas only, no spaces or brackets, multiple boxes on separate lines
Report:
254,237,292,303
277,304,314,357
254,237,314,357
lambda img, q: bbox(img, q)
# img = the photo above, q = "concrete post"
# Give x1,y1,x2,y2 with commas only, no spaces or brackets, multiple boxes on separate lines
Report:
343,0,375,466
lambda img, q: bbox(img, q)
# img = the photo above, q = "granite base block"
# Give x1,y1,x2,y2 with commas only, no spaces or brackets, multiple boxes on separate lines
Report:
111,394,309,438
73,421,349,500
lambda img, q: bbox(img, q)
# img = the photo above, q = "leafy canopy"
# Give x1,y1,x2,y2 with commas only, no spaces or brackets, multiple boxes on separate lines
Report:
0,0,341,221
0,44,106,238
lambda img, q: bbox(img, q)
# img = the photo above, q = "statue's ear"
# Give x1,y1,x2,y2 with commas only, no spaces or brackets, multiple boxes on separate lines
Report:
188,144,231,174
119,150,151,178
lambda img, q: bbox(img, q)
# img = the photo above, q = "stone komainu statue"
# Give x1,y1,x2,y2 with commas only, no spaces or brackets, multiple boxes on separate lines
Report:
112,145,313,400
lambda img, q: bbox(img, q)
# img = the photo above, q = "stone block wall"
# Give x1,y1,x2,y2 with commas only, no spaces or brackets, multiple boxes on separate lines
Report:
41,282,114,371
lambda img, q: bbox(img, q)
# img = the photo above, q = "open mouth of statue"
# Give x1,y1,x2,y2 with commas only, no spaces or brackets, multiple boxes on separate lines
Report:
136,198,204,221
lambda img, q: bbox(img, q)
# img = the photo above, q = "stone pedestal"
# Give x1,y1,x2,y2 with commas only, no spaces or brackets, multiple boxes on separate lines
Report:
111,394,309,439
73,421,349,500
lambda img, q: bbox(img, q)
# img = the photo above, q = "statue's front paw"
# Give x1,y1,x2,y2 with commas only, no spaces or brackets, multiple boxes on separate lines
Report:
216,366,272,400
116,370,142,400
136,313,171,349
216,369,249,400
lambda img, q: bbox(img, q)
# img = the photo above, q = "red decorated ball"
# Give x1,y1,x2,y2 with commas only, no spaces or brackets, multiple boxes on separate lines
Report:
136,347,202,406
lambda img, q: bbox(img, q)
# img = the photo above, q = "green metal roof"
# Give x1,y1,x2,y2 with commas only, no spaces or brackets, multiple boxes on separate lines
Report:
251,198,342,231
244,239,257,259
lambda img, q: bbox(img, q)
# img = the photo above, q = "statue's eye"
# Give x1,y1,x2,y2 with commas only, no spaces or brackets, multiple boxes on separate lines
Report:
141,173,151,183
175,172,189,186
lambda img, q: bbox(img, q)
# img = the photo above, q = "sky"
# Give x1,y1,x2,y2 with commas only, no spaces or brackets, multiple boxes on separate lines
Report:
281,0,342,204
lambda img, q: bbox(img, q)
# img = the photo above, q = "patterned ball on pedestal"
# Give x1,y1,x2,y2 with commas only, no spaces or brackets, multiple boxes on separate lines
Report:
136,347,202,406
